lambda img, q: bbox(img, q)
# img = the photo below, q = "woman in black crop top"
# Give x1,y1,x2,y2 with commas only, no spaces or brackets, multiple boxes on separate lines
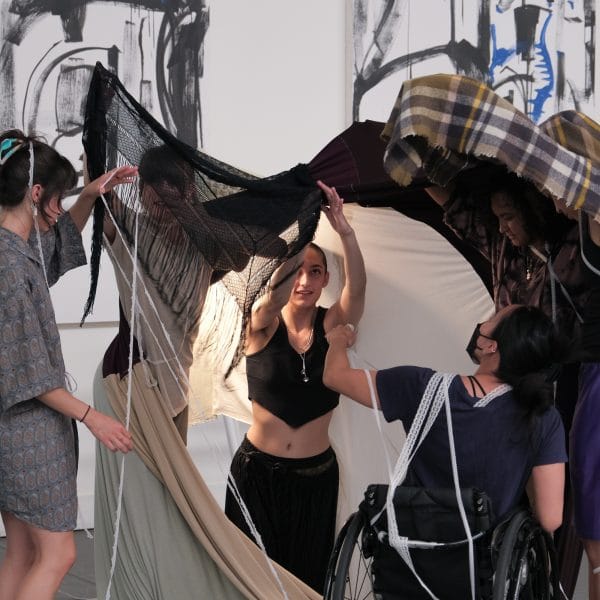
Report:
225,180,367,593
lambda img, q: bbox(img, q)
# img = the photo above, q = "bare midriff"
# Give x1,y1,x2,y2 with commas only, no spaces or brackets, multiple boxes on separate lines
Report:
246,401,333,458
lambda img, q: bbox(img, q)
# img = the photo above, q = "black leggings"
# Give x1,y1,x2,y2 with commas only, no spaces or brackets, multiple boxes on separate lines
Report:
225,436,339,593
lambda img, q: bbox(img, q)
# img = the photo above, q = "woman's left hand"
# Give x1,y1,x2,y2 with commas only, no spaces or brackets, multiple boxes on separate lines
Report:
82,165,138,200
317,180,353,237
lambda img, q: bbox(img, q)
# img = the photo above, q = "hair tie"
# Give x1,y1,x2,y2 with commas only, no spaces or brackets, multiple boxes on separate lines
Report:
0,138,26,166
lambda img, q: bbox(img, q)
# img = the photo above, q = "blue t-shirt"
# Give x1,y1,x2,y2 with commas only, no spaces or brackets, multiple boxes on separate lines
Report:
376,366,567,521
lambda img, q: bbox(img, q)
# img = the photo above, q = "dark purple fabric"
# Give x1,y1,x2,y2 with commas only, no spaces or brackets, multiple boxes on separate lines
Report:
571,363,600,539
102,304,141,379
307,120,493,295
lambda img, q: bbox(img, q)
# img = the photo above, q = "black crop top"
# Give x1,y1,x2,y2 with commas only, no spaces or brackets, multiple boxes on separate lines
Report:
246,306,340,428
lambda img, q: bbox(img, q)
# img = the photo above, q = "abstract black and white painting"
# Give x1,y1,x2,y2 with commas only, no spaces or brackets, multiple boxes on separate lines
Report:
353,0,596,122
0,0,209,154
0,0,209,322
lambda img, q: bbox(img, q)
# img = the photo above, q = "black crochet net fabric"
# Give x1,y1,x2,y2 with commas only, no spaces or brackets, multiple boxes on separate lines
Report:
82,62,321,375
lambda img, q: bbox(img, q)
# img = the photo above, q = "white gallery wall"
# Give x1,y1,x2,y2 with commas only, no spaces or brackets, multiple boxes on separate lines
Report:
1,0,599,535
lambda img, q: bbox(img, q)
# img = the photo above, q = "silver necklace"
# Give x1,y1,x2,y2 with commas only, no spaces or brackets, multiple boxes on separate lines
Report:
298,328,314,383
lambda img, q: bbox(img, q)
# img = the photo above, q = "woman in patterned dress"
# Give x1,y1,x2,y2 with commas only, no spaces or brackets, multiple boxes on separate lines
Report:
0,131,135,600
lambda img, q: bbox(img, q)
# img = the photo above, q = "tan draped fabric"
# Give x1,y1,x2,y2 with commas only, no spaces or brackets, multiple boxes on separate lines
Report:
95,363,320,600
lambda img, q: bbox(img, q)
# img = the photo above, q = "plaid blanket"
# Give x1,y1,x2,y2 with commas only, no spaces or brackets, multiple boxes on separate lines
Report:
381,73,600,218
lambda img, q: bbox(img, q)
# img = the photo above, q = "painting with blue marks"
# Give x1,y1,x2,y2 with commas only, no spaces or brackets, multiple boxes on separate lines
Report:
353,0,595,124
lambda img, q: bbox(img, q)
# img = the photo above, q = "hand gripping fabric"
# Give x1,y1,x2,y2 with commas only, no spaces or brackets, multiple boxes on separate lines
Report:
381,73,600,219
82,62,322,376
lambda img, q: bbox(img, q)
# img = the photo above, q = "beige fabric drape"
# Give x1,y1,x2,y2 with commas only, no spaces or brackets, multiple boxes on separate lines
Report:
95,363,320,600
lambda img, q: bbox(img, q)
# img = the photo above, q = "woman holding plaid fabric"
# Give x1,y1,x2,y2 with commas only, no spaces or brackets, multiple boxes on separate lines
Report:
426,171,587,424
426,171,587,345
0,131,134,600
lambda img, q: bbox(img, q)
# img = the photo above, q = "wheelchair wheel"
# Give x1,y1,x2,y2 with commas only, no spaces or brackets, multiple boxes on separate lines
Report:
324,511,375,600
492,509,558,599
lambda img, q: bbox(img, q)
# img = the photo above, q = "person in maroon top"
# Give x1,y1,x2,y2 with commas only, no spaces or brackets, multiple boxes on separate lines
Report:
225,181,366,593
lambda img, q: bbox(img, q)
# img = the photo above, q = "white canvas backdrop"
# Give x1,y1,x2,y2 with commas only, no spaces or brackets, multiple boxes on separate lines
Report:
313,204,494,521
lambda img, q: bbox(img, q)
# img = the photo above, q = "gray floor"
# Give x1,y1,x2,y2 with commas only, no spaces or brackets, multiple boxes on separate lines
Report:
0,528,591,600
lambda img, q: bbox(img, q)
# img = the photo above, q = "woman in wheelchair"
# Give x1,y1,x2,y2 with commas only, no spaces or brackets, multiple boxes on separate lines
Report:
323,304,570,599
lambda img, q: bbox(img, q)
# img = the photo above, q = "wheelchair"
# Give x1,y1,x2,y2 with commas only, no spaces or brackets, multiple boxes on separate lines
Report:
323,484,559,600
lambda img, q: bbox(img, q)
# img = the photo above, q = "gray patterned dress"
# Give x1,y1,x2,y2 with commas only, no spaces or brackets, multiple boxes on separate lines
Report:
0,214,86,531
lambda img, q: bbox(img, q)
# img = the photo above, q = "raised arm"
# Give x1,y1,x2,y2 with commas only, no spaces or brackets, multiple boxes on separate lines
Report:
323,324,377,407
246,247,307,348
526,463,565,533
318,181,367,330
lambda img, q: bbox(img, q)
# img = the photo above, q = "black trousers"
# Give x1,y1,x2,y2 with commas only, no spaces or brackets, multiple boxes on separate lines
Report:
225,436,339,594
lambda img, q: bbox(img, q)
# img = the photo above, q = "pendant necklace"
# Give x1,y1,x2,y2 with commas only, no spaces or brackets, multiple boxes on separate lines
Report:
299,328,314,383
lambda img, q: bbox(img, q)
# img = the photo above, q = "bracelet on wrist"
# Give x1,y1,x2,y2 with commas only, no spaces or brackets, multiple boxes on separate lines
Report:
80,405,91,423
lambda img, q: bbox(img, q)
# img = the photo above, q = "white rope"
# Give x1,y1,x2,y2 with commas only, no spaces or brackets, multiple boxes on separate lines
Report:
442,382,475,600
361,368,507,600
348,348,401,455
579,215,600,277
473,383,512,407
99,186,291,598
529,244,584,324
225,475,290,600
104,208,139,600
384,373,447,600
101,199,238,476
363,369,394,481
100,194,191,400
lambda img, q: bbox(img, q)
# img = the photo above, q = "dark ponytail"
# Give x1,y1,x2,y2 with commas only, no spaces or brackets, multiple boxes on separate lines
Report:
492,306,571,417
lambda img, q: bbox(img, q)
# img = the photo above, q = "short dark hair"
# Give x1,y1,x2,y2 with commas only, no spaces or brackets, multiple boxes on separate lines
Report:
0,129,76,223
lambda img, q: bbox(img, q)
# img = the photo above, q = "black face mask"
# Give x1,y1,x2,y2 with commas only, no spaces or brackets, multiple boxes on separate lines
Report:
466,323,495,364
465,324,482,364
